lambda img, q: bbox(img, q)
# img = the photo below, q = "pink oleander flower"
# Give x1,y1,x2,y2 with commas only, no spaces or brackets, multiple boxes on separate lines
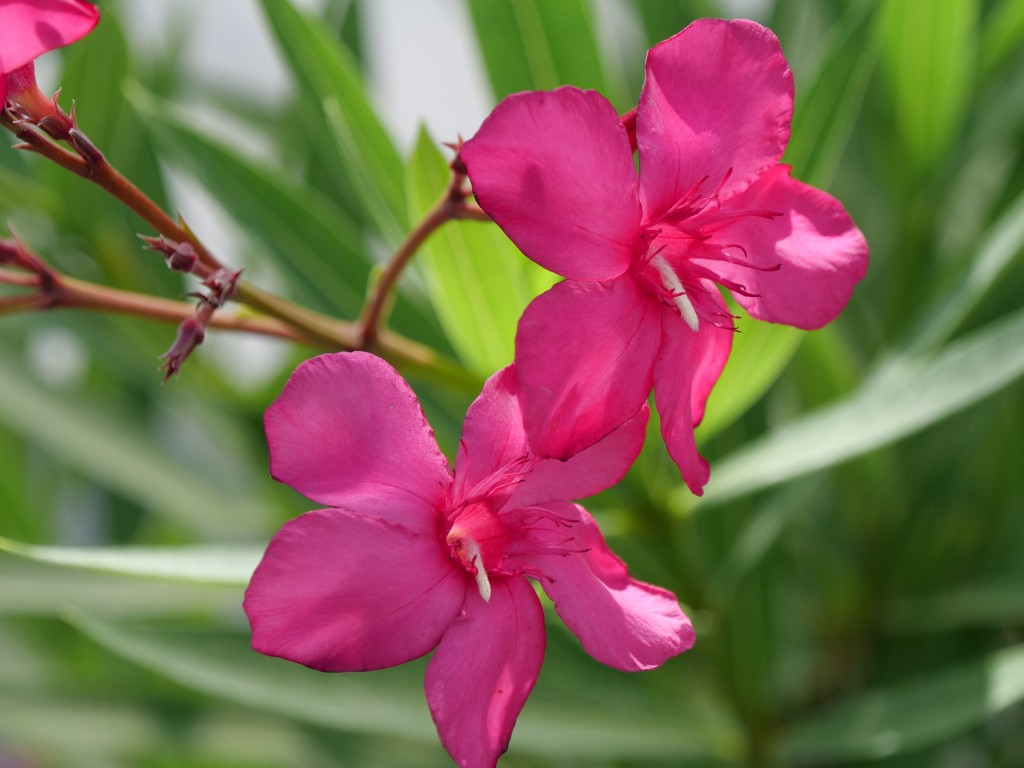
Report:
0,0,99,106
460,18,868,496
244,352,694,768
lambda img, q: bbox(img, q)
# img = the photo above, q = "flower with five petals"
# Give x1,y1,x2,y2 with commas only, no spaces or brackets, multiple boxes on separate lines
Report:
461,18,869,495
244,352,694,768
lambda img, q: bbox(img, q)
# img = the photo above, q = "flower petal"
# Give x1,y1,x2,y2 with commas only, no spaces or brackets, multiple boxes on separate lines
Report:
515,277,662,459
244,507,466,672
426,577,545,768
637,18,793,221
264,352,452,518
454,366,651,510
461,86,641,281
506,405,650,510
452,366,529,508
0,0,99,75
653,298,733,496
706,165,869,329
515,503,694,671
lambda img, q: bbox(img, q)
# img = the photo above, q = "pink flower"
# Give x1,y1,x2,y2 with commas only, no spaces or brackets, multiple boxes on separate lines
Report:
244,352,694,768
460,19,868,495
0,0,99,105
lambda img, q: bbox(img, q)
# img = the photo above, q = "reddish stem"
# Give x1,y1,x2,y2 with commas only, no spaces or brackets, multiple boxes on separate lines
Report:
359,174,487,348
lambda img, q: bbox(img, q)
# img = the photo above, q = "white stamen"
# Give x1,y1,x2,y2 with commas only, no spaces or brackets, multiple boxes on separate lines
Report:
462,538,491,602
651,254,699,332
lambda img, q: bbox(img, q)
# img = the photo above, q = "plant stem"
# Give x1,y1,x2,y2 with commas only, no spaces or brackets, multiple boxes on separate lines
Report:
1,115,484,389
358,173,488,347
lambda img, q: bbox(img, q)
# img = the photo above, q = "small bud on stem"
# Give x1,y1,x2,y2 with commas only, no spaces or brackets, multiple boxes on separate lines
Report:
141,235,199,273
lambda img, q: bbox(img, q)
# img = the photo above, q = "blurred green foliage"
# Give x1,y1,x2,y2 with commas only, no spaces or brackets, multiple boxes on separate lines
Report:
2,0,1024,766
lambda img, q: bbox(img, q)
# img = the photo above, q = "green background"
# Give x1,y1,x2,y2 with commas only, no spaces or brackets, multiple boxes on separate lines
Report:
2,0,1024,765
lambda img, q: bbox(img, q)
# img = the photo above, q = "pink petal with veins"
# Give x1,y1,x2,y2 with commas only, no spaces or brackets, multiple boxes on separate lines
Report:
244,507,466,672
514,277,661,460
461,86,641,281
452,366,529,509
506,404,649,511
264,352,452,519
707,165,869,329
515,503,694,671
638,18,793,221
653,299,733,496
426,578,545,768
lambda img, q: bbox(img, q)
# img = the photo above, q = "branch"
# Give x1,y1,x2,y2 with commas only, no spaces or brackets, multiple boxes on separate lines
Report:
1,111,482,389
358,159,486,348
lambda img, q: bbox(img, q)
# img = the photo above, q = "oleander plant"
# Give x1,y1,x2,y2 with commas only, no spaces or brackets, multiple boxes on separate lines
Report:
2,1,1024,766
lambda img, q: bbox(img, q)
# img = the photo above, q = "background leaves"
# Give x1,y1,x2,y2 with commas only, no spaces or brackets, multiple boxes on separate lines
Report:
2,0,1024,766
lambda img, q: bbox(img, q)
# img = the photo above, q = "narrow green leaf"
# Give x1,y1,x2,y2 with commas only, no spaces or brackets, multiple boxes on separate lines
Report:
782,643,1024,761
0,553,241,617
0,363,272,535
0,695,331,767
70,614,438,741
259,0,407,243
787,0,880,187
632,1,719,48
699,311,803,443
906,186,1024,354
877,0,979,172
0,538,260,586
0,696,164,760
980,0,1024,78
884,584,1024,635
466,0,620,105
406,128,556,376
687,304,1024,508
73,613,731,761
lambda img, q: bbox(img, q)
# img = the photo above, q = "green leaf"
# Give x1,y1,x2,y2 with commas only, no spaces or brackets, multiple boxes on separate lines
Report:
698,310,804,444
0,553,242,617
0,695,336,767
877,0,979,172
782,643,1024,761
0,362,273,535
884,583,1024,635
73,613,732,761
980,0,1024,78
787,0,880,187
688,304,1024,509
259,0,407,244
67,614,450,751
466,0,621,105
632,1,719,48
906,186,1024,354
406,128,556,376
0,696,164,761
0,538,260,586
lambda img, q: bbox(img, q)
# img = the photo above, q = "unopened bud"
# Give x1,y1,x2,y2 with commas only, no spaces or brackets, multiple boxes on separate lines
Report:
160,316,206,380
200,268,242,308
140,235,198,273
443,136,468,175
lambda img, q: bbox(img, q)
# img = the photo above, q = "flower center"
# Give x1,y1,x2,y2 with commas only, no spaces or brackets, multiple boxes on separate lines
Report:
650,252,699,332
447,533,491,602
444,500,511,603
637,168,783,333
